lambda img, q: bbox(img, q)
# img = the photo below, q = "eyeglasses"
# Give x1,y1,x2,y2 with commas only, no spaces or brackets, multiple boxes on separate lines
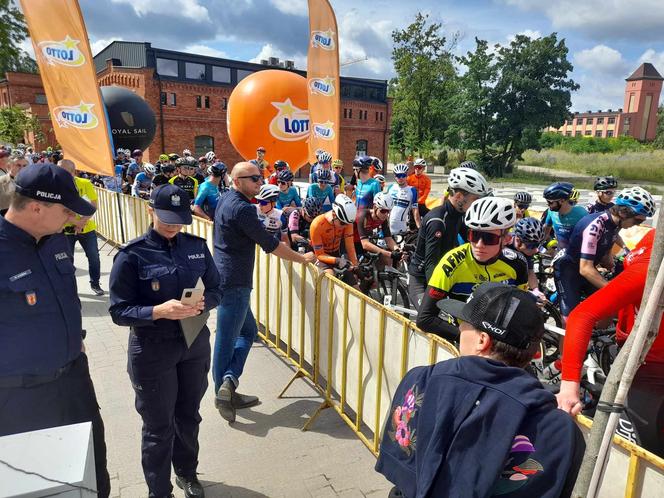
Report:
546,199,561,206
516,203,530,210
395,174,407,179
468,230,502,246
599,190,615,196
238,175,263,182
258,200,272,206
278,181,288,185
378,208,390,214
334,166,342,170
414,166,424,169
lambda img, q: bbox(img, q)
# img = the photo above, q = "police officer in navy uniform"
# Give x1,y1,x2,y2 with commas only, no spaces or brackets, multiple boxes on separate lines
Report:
109,184,221,498
0,163,111,497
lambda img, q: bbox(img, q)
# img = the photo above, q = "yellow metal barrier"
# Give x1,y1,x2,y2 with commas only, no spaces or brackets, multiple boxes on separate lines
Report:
94,187,664,496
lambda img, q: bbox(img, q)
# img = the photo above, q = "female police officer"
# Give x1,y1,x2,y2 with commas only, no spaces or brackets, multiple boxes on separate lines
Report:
109,184,221,498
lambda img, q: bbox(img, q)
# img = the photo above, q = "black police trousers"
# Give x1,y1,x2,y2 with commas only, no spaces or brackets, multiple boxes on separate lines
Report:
128,327,210,498
0,353,111,497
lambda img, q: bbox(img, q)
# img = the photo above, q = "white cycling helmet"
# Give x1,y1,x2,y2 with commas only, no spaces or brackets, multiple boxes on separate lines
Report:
332,194,357,224
143,163,156,175
374,174,385,183
318,151,332,164
374,191,393,210
255,183,280,201
448,167,490,197
414,158,427,167
205,151,216,162
182,149,192,157
394,163,409,175
465,197,516,230
615,186,656,217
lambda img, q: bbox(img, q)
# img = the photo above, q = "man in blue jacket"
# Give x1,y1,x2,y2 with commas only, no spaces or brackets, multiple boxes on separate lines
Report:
376,282,585,498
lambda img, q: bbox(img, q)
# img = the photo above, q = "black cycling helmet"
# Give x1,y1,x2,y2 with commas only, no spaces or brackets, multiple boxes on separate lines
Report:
131,148,143,158
352,155,372,171
459,160,477,170
513,192,532,204
274,160,289,171
543,182,574,201
161,164,176,173
168,153,180,161
278,170,294,182
208,162,227,176
594,176,618,191
303,197,324,218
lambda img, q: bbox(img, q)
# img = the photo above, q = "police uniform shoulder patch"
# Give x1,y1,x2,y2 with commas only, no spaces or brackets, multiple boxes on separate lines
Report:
502,247,517,260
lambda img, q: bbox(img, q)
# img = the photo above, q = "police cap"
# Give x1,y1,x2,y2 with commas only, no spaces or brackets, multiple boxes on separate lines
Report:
149,184,192,225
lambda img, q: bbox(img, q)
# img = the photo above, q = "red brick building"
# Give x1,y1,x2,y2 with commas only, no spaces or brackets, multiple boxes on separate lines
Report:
1,41,391,177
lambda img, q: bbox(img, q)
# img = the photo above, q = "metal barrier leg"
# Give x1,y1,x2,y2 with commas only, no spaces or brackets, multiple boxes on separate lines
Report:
278,370,305,399
302,400,331,432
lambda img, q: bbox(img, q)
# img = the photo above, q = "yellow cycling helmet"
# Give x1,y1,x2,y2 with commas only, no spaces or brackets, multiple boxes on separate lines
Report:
332,159,344,167
570,188,580,203
159,153,169,162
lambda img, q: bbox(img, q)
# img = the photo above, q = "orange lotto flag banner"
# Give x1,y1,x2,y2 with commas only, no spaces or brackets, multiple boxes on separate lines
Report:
307,0,340,163
19,0,114,176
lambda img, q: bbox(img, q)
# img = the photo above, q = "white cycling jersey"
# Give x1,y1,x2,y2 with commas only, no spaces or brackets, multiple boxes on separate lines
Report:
255,205,284,235
388,182,417,234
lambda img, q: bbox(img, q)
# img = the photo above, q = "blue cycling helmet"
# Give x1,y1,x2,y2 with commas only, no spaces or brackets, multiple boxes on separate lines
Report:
543,182,574,201
615,187,656,217
514,217,544,243
274,160,289,171
352,155,373,170
278,170,294,182
209,162,227,176
303,197,324,218
317,169,332,182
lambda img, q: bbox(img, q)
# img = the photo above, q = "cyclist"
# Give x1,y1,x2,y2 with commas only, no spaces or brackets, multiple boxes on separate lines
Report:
193,162,227,221
374,174,386,192
287,197,324,249
169,157,199,203
554,186,655,320
131,162,155,198
408,167,490,310
558,228,664,456
310,151,336,185
458,160,477,170
542,182,587,249
354,192,398,265
310,194,359,285
511,217,546,294
126,149,144,184
416,197,529,340
354,156,382,209
268,160,290,185
369,156,383,178
152,163,176,187
587,176,618,214
187,157,204,185
255,146,273,178
513,191,532,220
182,148,192,157
332,159,345,195
407,158,431,218
388,163,420,235
168,153,179,163
254,184,284,237
275,169,301,216
307,168,335,212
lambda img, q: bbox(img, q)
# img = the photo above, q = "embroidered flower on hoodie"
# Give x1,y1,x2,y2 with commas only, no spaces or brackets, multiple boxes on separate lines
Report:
388,385,423,456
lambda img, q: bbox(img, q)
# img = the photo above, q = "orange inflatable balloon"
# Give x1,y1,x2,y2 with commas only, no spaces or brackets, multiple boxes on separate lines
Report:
227,70,309,171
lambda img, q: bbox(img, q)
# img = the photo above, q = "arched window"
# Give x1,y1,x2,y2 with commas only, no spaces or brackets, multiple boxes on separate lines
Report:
195,135,214,155
356,139,368,157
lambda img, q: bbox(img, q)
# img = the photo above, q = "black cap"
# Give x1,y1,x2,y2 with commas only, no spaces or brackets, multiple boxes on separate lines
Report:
149,184,192,224
14,163,96,216
437,283,543,349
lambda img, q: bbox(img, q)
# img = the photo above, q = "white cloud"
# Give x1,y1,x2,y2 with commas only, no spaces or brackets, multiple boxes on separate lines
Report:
270,0,307,17
90,38,121,56
336,10,394,78
573,45,628,75
185,44,228,59
20,39,35,60
110,0,209,21
506,29,542,43
638,49,664,75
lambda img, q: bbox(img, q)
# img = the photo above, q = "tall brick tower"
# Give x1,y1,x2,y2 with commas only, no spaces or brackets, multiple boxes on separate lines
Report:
622,63,663,141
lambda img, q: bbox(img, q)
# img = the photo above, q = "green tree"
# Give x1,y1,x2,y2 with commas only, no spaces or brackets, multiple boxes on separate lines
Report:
0,0,38,74
0,105,44,145
653,105,664,149
390,13,457,155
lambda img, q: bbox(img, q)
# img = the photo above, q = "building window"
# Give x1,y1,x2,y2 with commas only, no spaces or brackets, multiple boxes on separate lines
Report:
185,62,206,80
169,93,176,106
575,132,582,136
156,58,178,77
356,139,368,157
585,130,592,136
161,92,167,105
566,131,572,137
607,130,614,137
204,96,210,109
586,118,593,124
344,108,353,119
221,97,228,110
608,117,616,124
375,111,379,121
212,66,231,83
596,117,604,124
624,117,631,125
595,131,602,137
194,135,214,156
380,112,384,121
364,110,368,120
35,93,47,104
237,69,253,82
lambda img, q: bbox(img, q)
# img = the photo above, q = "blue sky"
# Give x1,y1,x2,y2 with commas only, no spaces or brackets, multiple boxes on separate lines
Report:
22,0,664,112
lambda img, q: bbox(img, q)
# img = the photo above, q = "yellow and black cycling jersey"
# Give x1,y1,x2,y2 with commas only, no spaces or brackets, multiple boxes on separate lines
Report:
416,243,529,339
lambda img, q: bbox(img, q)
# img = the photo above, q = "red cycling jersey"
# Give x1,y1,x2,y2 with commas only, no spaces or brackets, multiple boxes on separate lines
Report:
561,229,664,382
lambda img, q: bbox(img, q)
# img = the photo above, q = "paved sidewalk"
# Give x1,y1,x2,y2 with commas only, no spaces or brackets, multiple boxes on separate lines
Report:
76,239,392,497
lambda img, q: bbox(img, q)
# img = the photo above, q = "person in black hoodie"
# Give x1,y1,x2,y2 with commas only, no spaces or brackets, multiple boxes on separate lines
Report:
376,282,585,498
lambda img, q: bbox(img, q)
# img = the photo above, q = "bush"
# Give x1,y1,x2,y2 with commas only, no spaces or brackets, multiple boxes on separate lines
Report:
538,132,647,155
437,149,448,166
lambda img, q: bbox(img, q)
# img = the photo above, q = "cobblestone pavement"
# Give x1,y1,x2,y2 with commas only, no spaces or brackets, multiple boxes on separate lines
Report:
77,241,392,498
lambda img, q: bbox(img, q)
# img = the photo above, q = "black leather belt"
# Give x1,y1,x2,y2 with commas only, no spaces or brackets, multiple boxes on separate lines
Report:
0,360,76,388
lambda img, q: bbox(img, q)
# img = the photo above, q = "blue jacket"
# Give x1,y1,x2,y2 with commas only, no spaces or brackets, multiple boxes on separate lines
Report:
376,356,585,498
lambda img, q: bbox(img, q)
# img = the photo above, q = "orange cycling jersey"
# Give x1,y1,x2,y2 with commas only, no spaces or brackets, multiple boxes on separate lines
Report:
309,214,358,266
407,173,431,204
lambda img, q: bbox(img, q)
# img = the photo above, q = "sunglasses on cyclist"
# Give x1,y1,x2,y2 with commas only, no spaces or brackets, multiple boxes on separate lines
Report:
378,208,390,214
395,173,407,179
468,230,502,246
278,181,288,185
238,174,262,182
516,203,530,210
599,190,615,196
258,199,272,206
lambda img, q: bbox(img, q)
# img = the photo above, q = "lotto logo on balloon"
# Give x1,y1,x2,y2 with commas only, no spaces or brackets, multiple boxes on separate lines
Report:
53,102,99,129
38,35,85,67
309,77,335,96
313,121,335,141
311,30,336,50
269,99,310,141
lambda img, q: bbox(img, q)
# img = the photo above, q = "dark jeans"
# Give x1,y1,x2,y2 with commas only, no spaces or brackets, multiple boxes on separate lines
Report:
0,353,111,497
407,273,427,312
66,231,101,285
128,328,210,498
